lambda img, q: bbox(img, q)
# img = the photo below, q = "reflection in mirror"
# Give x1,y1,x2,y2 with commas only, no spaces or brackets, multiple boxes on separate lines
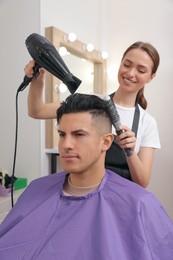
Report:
45,26,107,149
58,52,94,101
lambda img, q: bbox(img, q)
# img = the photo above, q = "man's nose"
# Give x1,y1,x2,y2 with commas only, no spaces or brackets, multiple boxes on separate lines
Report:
62,135,74,149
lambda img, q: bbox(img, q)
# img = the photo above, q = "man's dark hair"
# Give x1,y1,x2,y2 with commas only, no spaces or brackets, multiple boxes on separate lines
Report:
57,93,112,131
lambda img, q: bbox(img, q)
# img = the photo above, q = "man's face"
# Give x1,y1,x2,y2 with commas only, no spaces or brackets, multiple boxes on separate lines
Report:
58,112,106,175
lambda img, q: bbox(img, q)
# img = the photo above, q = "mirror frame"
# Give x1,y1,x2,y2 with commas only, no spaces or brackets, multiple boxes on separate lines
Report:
45,26,107,149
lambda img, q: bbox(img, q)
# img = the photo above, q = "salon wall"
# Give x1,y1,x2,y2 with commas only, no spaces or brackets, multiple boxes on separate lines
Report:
0,0,41,184
0,0,172,219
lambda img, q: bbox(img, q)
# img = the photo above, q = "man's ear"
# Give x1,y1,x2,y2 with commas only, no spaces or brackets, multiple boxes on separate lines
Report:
102,133,114,152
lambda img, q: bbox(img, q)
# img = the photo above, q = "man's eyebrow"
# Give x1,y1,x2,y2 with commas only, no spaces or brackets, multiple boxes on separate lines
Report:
57,129,64,134
57,129,89,134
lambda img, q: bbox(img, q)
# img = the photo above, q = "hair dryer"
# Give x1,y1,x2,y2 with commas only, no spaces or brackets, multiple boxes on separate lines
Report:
18,33,82,93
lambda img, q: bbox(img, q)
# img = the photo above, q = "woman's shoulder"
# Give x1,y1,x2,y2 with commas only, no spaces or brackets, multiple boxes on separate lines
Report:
138,105,157,124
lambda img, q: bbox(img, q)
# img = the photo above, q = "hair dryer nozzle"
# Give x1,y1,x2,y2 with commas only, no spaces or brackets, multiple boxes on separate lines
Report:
25,33,82,94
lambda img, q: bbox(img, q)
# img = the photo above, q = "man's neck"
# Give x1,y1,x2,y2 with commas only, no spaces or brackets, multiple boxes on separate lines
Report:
63,176,101,196
68,169,105,187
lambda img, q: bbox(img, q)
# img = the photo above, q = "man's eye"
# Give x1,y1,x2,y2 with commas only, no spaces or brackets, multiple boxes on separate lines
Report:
75,133,84,136
58,132,64,137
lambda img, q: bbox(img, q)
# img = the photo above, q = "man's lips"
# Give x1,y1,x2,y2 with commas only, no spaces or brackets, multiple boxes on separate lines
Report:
61,154,79,160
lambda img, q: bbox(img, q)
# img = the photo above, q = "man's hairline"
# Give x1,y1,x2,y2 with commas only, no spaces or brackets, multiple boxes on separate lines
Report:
58,111,112,135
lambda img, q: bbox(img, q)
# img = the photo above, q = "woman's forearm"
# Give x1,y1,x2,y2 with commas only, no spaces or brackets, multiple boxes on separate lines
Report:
27,78,45,118
126,148,154,188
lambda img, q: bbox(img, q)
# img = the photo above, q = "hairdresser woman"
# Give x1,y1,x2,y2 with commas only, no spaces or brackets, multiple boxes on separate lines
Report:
25,41,161,188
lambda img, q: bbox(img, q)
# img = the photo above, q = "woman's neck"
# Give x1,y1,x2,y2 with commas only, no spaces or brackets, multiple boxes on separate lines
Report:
113,88,136,107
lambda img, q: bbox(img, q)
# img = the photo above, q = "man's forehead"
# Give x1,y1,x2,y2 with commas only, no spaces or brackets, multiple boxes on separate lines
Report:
58,112,94,129
60,112,92,122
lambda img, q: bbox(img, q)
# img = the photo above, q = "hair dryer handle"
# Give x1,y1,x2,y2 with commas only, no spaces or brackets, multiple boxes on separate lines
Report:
18,63,40,92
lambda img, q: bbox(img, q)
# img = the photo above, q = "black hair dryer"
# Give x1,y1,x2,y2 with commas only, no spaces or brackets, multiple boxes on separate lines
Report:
18,33,82,93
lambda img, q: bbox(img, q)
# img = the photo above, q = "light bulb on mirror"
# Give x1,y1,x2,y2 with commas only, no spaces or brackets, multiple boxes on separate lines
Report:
101,51,108,60
83,43,94,52
64,32,77,42
58,46,68,56
59,83,68,93
54,83,68,93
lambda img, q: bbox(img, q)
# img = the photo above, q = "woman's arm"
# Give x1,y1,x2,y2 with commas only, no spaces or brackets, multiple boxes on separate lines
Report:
25,60,58,119
116,125,154,188
126,147,154,188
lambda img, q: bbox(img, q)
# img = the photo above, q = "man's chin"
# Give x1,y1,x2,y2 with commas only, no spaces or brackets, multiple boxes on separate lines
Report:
63,166,79,174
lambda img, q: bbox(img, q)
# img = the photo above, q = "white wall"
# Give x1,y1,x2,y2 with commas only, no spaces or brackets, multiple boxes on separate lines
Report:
0,0,41,183
0,0,172,220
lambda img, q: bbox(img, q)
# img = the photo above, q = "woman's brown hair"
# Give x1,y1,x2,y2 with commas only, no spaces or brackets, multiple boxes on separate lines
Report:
122,41,160,109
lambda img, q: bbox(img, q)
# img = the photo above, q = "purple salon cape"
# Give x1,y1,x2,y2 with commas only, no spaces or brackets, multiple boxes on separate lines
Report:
0,170,173,260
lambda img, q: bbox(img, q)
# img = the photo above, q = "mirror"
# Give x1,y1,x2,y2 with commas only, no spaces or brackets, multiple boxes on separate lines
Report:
45,26,107,149
59,54,94,101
